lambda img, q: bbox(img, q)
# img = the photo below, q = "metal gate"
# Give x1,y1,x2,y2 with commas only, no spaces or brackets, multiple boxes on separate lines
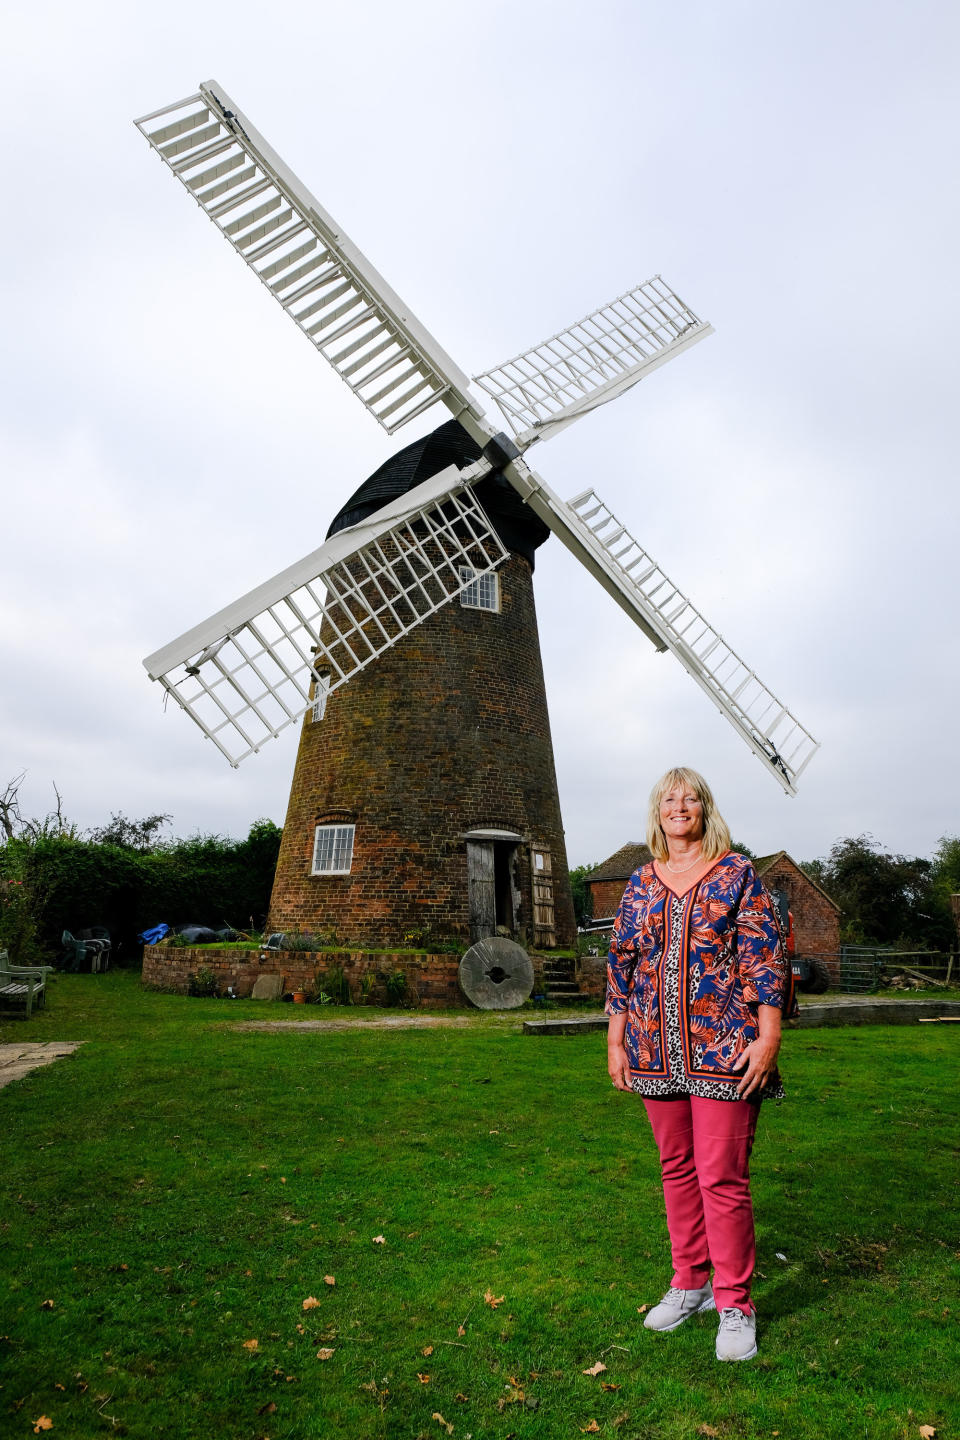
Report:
839,945,890,993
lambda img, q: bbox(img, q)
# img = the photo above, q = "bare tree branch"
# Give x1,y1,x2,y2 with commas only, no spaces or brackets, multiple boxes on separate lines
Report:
0,772,28,841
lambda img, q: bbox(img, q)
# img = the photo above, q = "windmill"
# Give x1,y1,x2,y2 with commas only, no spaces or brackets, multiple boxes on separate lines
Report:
135,80,819,952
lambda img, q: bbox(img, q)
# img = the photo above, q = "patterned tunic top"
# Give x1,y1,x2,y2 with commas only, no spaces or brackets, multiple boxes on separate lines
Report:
605,853,786,1101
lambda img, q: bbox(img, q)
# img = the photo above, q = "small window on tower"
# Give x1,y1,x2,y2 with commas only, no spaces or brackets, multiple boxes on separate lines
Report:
311,672,330,723
311,824,355,875
459,566,500,612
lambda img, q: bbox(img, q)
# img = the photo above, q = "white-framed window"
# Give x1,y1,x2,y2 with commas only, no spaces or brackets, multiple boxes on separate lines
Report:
311,673,330,723
311,824,355,875
459,566,500,612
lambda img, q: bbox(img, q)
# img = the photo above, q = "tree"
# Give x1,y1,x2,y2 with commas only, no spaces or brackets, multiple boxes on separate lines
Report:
1,785,283,962
87,812,172,851
569,863,598,928
802,834,953,949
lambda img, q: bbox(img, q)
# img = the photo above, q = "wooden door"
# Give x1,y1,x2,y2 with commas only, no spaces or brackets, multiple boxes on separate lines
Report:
531,845,556,948
467,841,496,943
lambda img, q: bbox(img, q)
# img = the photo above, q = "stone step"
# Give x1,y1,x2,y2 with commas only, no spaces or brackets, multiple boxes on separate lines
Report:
525,1013,609,1034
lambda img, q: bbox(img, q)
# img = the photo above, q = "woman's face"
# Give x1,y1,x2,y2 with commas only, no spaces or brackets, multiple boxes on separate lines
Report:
659,784,705,844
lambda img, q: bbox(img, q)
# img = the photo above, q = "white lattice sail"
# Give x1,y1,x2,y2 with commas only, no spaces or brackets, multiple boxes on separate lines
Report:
144,467,507,765
562,488,819,793
134,82,483,435
473,278,713,444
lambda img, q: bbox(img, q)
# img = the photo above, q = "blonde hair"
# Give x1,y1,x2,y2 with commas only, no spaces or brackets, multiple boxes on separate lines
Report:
646,766,732,863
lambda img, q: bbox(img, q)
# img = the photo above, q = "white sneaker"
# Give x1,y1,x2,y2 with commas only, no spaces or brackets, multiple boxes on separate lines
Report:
715,1306,757,1361
643,1283,716,1332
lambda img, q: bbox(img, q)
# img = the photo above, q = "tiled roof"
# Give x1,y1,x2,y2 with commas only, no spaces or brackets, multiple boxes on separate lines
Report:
586,842,652,883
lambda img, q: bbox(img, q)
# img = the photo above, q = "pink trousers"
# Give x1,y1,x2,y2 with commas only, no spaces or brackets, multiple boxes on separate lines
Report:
643,1095,760,1314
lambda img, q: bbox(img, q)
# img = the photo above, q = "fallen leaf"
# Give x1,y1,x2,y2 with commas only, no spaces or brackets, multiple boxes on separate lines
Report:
33,1421,53,1435
601,1382,621,1392
302,1296,320,1311
919,1428,937,1439
696,1427,719,1438
323,1275,336,1287
580,1423,600,1435
40,1300,55,1310
243,1339,259,1351
417,1372,431,1383
432,1414,454,1436
484,1289,505,1309
636,1303,648,1314
421,1345,434,1356
455,1392,469,1402
373,1235,386,1245
457,1324,466,1337
54,1385,65,1393
257,1402,277,1416
582,1361,607,1377
316,1348,335,1361
296,1324,305,1335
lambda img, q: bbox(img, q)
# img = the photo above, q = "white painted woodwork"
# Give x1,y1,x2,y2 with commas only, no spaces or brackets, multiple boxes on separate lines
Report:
143,466,507,766
134,83,486,436
473,278,713,444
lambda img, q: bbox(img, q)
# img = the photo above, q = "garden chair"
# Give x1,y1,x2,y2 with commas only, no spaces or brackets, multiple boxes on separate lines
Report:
60,930,106,972
0,949,48,1018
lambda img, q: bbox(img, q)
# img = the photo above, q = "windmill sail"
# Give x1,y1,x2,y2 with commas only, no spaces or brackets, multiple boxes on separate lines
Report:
144,466,507,766
501,463,818,795
134,82,485,436
473,279,713,445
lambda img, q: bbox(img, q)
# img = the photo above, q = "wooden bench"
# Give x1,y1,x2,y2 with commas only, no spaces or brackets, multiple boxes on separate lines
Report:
0,949,50,1019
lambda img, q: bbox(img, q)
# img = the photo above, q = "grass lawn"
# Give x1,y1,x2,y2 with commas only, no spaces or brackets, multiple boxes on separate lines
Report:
2,972,958,1440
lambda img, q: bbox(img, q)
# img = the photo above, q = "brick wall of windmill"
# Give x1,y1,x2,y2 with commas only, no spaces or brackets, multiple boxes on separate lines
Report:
265,552,576,948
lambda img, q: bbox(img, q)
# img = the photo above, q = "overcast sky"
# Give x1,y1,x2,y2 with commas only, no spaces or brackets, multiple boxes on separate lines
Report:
2,0,958,870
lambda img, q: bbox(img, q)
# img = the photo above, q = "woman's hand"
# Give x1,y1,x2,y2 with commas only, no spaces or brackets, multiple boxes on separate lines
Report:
732,1003,782,1098
608,1040,633,1091
606,1013,632,1091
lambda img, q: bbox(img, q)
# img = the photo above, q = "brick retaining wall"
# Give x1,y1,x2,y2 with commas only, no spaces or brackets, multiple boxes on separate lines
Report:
142,945,554,1007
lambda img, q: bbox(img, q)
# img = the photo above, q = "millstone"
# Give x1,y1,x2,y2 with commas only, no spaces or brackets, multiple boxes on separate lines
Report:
458,938,534,1009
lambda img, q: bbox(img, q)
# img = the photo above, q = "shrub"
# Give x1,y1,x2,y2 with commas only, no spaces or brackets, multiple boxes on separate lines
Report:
188,966,220,998
384,969,409,1006
318,963,350,1004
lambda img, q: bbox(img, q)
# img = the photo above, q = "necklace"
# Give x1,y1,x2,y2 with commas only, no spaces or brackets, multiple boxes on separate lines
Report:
664,850,704,874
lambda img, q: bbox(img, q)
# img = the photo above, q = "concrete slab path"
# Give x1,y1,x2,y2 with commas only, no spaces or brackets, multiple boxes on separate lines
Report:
523,997,960,1036
0,1042,86,1089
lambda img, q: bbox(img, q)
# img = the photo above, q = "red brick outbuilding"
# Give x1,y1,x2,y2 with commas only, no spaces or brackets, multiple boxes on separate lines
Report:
753,850,840,973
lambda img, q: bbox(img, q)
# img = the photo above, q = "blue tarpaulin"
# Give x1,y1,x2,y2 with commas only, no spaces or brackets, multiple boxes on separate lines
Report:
138,923,170,945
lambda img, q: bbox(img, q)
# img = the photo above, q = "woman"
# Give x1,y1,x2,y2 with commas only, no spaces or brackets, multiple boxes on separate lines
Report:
606,766,786,1362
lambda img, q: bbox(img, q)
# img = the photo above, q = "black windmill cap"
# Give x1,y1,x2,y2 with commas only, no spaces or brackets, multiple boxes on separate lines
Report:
326,419,550,567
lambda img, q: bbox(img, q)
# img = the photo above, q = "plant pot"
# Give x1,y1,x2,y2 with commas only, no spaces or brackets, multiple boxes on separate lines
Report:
292,991,306,1004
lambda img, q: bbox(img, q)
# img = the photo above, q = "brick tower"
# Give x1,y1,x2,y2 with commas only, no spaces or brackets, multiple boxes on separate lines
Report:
265,422,576,950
